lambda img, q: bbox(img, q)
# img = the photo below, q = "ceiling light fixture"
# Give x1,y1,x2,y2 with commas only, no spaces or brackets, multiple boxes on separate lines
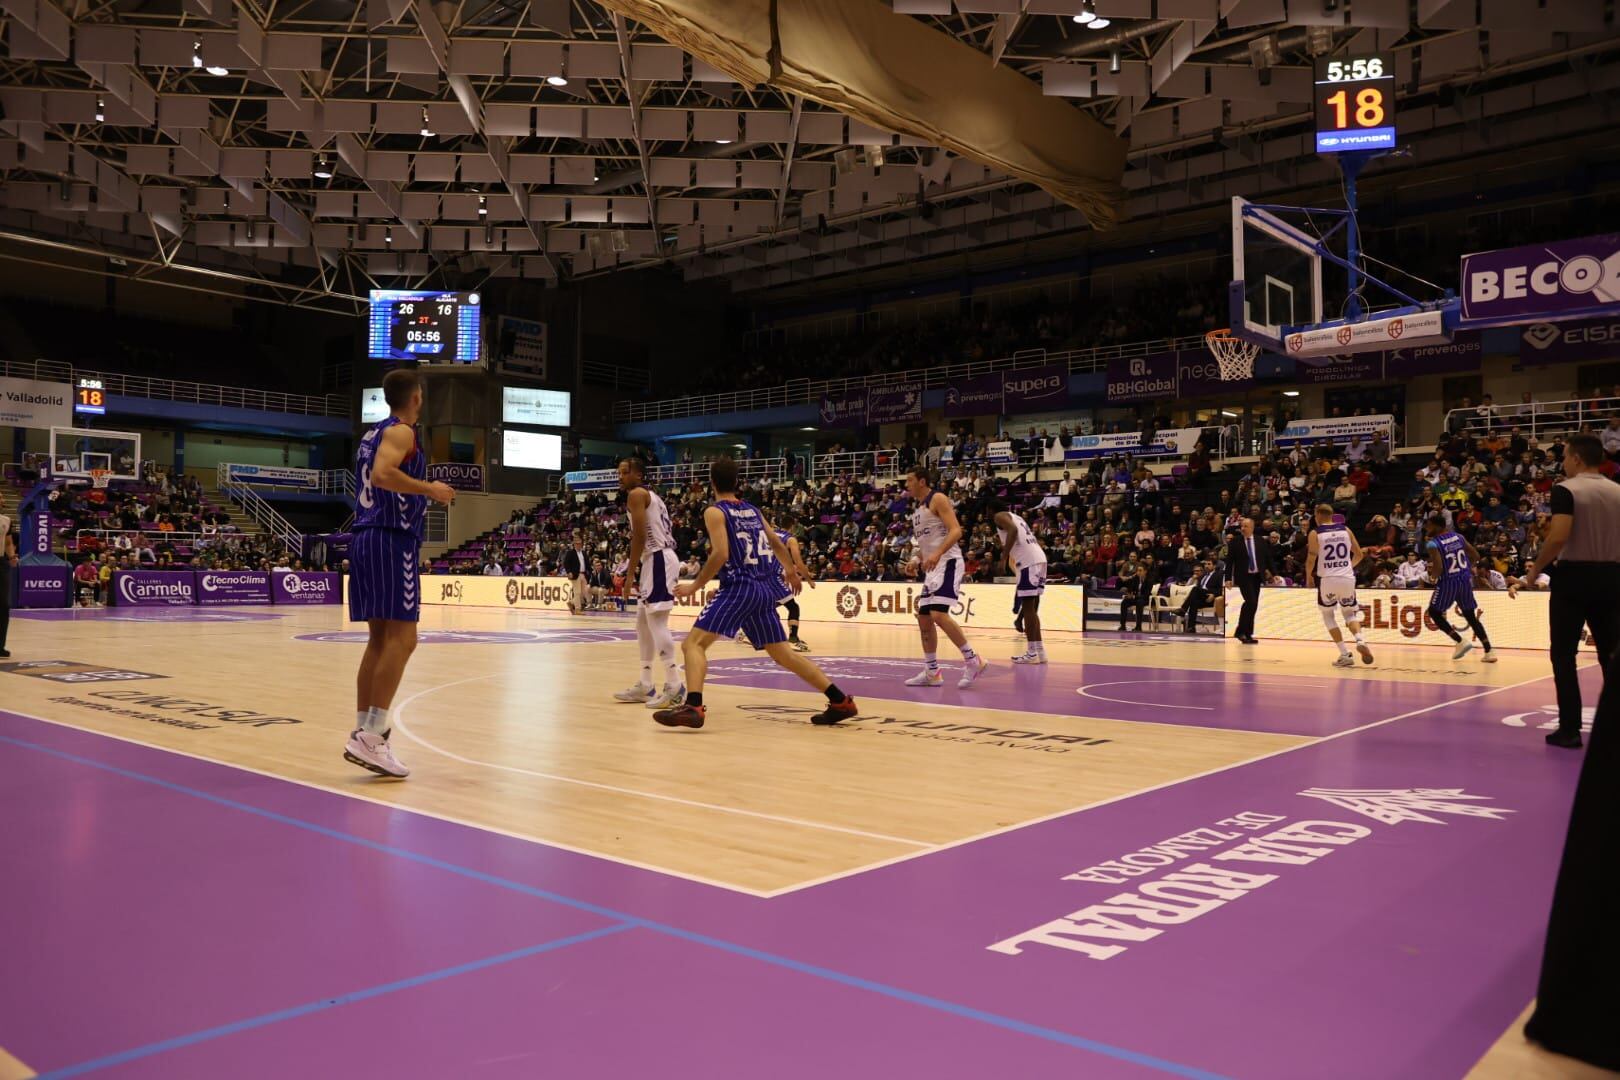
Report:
94,97,105,122
313,156,333,179
484,221,495,245
547,58,569,88
1109,49,1121,74
1073,0,1095,23
1283,390,1300,398
384,227,393,245
420,107,434,137
715,138,732,144
1089,13,1111,28
193,39,230,76
477,195,488,216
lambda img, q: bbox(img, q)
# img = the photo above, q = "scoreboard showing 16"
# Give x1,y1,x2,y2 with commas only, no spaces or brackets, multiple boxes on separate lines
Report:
368,290,482,363
1314,53,1396,154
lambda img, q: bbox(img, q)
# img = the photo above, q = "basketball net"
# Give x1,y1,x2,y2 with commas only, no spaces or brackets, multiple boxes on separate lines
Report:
90,468,110,490
1206,328,1260,381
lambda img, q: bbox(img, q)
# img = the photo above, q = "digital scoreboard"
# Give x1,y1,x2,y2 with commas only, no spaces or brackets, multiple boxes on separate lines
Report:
75,377,107,416
367,290,481,363
1314,54,1396,153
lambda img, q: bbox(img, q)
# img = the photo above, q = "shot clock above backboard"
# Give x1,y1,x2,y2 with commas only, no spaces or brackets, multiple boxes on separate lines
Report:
1314,54,1396,154
368,290,482,363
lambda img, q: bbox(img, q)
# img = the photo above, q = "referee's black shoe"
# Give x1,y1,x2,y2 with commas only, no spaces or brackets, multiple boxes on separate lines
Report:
1545,729,1583,749
1236,635,1258,644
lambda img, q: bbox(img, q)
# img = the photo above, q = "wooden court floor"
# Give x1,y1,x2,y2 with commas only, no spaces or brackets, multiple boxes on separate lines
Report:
0,602,1607,1079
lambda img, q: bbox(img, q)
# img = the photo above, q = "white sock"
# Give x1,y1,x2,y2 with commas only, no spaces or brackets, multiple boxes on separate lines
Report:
365,706,389,735
637,606,654,687
959,643,977,661
1336,641,1351,657
1353,631,1365,644
648,610,677,687
924,652,939,672
355,709,369,734
1032,640,1045,654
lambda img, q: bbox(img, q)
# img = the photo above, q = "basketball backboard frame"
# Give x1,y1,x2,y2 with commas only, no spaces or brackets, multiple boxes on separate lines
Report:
1230,194,1459,359
48,426,142,482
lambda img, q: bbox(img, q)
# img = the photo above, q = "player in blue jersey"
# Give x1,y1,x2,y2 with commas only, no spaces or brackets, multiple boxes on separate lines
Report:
653,457,856,729
344,369,456,777
1423,513,1498,663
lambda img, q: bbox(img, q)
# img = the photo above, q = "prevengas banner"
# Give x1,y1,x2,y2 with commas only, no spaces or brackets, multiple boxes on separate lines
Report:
427,463,485,492
1460,232,1620,323
943,373,1004,418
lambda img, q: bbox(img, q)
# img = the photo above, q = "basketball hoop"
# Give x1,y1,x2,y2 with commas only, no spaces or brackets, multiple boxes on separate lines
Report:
1206,329,1260,381
90,468,110,490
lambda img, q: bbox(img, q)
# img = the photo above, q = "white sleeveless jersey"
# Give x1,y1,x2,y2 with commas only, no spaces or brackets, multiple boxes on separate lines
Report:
1314,523,1354,578
1005,512,1046,570
911,490,963,562
639,488,674,556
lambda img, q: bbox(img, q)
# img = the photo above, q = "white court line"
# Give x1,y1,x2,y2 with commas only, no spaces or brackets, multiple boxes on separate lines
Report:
0,704,777,898
1076,676,1333,712
759,665,1591,897
391,674,934,849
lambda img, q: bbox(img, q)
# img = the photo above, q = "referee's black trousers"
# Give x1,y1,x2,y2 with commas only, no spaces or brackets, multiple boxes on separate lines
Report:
0,559,10,652
1548,563,1620,736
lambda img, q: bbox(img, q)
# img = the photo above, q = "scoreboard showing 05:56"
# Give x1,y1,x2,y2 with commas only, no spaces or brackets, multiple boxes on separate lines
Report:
368,290,482,363
1314,53,1397,153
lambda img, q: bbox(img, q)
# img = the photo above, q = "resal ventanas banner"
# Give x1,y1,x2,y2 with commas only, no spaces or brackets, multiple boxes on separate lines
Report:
272,571,342,604
1223,585,1587,652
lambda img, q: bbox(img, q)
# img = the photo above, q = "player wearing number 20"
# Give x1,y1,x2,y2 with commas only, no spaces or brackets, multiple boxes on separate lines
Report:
1423,514,1498,663
1306,504,1374,668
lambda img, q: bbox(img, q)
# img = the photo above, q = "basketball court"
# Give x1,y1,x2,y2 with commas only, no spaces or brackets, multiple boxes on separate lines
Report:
0,603,1601,1079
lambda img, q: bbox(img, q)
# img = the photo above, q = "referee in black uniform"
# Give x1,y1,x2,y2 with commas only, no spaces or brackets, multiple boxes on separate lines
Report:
1525,433,1620,749
0,493,14,658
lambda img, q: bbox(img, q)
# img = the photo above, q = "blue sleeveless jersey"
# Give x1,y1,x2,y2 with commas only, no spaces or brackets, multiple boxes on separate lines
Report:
714,499,779,587
1427,530,1472,580
354,416,427,538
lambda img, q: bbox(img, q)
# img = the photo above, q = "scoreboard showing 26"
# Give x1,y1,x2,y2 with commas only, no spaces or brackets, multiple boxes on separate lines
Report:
1314,54,1397,154
368,290,482,363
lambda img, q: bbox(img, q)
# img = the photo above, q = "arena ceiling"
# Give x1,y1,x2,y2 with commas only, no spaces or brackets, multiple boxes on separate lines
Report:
0,0,1617,310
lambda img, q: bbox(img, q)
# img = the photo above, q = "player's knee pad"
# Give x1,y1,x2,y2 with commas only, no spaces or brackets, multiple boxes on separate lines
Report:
1319,605,1341,632
784,599,800,621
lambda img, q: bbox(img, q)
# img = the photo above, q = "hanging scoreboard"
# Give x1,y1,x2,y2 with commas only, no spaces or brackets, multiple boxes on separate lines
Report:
1314,54,1396,153
74,377,107,416
367,290,482,363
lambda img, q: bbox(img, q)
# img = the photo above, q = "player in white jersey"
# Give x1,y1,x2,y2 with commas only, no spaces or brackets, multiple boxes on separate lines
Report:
772,511,814,651
1305,503,1373,668
990,500,1048,664
614,456,684,708
902,467,986,688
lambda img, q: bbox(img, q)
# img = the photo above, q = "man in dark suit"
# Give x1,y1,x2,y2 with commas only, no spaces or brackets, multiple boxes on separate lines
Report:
1178,557,1226,633
1118,562,1153,632
562,534,589,614
1230,517,1271,644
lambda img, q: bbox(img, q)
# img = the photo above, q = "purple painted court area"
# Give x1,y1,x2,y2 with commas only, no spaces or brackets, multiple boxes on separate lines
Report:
17,608,285,622
706,655,1493,736
0,667,1597,1079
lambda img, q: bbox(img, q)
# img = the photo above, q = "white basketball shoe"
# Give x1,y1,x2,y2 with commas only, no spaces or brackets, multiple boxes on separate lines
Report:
344,730,410,778
905,669,944,687
614,682,655,703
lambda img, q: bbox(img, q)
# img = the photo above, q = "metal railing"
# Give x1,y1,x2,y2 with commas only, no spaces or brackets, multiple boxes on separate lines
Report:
71,528,272,554
0,357,347,417
215,473,303,556
424,507,449,543
583,358,653,392
611,336,1208,423
1442,395,1620,442
811,450,903,481
546,456,791,495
